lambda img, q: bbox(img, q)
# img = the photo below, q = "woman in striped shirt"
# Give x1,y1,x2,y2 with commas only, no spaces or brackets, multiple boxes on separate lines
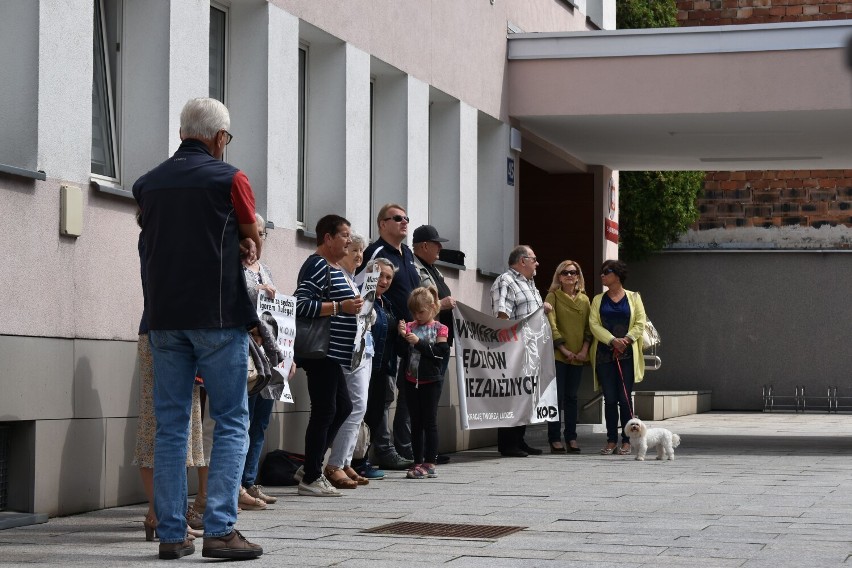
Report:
295,215,364,497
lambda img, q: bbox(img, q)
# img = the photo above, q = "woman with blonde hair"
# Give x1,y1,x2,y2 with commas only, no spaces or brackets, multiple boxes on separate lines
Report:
544,260,591,453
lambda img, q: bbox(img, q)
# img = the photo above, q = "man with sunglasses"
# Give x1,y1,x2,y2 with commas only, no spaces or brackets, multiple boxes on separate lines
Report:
356,203,420,470
134,97,263,560
490,245,552,457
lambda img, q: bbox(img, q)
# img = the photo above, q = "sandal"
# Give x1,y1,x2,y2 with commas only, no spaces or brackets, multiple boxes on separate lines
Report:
600,443,617,455
238,486,267,510
343,465,369,486
324,465,358,489
618,443,631,455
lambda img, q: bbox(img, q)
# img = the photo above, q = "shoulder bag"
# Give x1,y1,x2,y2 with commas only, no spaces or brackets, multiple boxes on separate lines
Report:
634,292,661,350
294,258,332,359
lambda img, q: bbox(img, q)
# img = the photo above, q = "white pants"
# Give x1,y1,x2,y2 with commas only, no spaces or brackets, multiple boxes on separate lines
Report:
328,355,372,468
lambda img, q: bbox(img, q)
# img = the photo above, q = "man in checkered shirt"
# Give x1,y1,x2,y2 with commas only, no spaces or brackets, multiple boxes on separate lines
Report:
490,245,552,457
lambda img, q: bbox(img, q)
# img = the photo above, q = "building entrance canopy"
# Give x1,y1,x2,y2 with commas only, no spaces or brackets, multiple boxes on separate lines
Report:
508,21,852,172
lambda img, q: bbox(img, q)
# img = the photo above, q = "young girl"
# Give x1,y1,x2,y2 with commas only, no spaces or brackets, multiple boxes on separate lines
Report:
397,286,450,479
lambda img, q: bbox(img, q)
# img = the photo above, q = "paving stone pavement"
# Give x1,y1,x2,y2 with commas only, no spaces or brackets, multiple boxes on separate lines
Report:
1,412,852,567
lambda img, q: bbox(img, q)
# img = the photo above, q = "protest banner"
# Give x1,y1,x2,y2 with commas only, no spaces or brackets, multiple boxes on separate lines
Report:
352,266,379,369
453,302,558,429
257,293,295,403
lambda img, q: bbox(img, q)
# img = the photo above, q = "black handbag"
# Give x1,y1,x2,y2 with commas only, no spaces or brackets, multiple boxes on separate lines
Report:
294,257,332,359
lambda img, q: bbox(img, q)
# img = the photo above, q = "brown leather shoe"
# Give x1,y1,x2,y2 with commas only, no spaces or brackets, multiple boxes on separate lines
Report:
324,465,358,489
159,538,195,560
202,529,263,559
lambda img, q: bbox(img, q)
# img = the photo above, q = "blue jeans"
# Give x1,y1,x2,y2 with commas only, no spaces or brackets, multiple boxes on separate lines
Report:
241,393,274,488
150,328,249,543
548,361,583,443
597,356,635,444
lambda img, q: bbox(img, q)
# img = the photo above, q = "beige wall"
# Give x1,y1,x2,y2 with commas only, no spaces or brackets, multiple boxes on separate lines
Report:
509,49,852,118
272,0,587,121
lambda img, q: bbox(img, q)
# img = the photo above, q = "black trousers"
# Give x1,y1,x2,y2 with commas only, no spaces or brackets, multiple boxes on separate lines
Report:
497,425,527,453
302,357,352,484
404,380,441,464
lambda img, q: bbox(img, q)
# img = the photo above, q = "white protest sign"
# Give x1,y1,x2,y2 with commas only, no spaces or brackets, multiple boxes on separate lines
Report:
351,266,379,369
257,293,295,403
453,303,558,429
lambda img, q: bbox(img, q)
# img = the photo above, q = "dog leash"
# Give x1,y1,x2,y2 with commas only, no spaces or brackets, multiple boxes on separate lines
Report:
613,348,635,419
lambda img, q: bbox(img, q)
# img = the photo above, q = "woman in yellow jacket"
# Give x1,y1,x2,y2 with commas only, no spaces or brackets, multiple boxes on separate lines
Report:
545,260,591,453
589,259,646,456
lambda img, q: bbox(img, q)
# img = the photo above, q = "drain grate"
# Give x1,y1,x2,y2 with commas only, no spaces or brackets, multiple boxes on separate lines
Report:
362,521,525,540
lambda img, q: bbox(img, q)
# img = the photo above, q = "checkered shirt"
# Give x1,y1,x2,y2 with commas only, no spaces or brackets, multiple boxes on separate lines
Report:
490,267,543,320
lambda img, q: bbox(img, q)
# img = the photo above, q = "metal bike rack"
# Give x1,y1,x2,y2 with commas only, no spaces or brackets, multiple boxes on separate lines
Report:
763,384,852,413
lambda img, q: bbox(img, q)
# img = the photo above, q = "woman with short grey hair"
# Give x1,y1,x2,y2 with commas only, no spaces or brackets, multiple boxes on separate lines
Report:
350,256,400,479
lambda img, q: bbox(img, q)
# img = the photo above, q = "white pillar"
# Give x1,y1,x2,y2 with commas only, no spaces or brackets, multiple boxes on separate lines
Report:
344,44,371,233
265,6,300,229
457,102,478,267
37,0,92,181
405,76,430,240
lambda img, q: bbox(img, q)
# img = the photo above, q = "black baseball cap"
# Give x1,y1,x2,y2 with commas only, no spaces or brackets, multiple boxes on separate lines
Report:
412,225,449,244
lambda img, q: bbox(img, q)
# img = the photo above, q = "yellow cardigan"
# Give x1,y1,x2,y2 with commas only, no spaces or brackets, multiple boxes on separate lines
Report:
589,290,647,391
545,289,591,366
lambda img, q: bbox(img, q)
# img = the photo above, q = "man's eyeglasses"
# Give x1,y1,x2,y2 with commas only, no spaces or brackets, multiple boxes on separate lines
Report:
383,215,409,223
601,268,615,275
259,231,267,240
221,130,233,145
523,255,537,263
560,269,579,276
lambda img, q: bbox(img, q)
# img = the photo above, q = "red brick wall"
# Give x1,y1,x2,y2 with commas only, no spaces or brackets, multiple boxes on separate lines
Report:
678,1,852,26
677,1,852,231
697,170,852,230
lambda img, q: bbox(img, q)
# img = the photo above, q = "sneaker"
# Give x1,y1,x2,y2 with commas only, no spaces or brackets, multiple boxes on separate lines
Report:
238,486,267,510
421,464,437,478
293,465,304,483
355,462,385,480
247,484,277,504
406,465,426,479
159,539,195,560
377,453,414,470
202,529,262,559
298,474,342,497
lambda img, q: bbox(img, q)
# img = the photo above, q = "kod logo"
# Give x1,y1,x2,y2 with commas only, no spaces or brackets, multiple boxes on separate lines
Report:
536,406,558,419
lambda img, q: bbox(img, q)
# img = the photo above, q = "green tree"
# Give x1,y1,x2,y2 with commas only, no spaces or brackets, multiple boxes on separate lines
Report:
619,171,705,261
616,0,703,260
616,0,677,29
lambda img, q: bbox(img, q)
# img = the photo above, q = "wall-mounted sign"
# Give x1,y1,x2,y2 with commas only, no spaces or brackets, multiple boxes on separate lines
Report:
507,157,515,187
605,177,619,244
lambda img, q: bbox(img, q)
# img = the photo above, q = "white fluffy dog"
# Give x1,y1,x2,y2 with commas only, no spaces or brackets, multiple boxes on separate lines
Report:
624,417,681,461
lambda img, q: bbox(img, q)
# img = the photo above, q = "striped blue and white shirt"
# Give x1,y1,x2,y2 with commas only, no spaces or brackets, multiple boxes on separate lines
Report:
295,254,359,367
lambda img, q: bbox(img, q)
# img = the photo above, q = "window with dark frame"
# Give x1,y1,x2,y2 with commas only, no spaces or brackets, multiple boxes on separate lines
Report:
91,0,119,179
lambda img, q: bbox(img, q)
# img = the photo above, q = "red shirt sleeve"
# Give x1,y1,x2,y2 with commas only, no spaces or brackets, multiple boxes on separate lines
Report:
437,323,449,338
231,170,256,224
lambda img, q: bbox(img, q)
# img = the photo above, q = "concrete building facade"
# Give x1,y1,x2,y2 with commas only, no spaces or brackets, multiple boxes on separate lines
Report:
0,0,616,517
1,0,850,520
